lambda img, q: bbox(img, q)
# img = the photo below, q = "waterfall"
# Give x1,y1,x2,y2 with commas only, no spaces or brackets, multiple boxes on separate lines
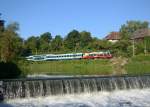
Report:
1,75,150,99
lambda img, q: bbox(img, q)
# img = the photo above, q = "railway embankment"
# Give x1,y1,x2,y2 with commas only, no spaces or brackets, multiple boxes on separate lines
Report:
1,54,150,79
19,54,150,76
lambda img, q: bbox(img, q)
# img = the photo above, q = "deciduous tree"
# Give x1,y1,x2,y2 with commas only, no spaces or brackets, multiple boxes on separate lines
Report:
79,31,92,48
64,30,81,51
0,22,23,62
24,36,39,54
120,21,149,39
39,32,52,52
51,35,63,51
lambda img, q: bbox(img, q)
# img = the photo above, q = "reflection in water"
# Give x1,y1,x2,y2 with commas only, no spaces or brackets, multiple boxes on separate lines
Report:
4,89,150,107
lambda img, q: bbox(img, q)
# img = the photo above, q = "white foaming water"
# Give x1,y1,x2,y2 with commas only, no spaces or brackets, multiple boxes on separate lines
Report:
1,88,150,107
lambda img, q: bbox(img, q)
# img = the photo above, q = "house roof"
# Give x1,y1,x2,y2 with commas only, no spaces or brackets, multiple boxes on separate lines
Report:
105,32,120,40
132,28,150,39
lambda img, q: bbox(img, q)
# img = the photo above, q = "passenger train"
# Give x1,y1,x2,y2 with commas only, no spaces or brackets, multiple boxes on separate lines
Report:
26,51,112,61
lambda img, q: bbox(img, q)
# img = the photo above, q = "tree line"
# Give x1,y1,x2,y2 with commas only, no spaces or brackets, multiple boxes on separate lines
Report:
0,20,150,63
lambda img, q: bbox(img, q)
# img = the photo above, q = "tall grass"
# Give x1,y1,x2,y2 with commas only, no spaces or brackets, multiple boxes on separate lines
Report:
125,54,150,75
26,59,113,75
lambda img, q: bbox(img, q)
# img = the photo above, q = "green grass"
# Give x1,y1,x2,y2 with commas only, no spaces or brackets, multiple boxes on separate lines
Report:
125,54,150,75
18,54,150,76
25,59,113,75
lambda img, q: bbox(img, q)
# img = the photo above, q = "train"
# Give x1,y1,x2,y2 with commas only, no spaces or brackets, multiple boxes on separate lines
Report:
26,51,112,61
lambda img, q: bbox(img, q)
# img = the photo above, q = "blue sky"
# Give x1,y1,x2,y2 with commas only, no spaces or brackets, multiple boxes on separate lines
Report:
0,0,150,39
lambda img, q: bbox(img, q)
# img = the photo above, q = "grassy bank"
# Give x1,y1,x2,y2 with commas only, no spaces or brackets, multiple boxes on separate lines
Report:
24,59,113,75
18,54,150,76
125,54,150,75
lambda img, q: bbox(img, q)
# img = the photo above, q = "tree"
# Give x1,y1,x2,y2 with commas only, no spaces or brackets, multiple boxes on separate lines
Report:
88,38,112,51
120,21,149,39
79,31,92,48
112,40,132,57
51,35,63,51
64,30,81,51
7,22,19,31
0,62,21,79
39,32,52,53
119,20,149,56
24,36,39,54
0,22,23,62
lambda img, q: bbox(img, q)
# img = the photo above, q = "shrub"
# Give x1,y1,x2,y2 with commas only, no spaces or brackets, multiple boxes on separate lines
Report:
0,62,21,79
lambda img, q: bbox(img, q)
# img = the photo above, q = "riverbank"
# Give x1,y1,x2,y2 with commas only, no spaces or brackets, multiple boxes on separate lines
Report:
3,54,150,78
125,54,150,75
24,59,113,75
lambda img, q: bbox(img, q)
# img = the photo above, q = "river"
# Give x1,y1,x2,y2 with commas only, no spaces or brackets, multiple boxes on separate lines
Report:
1,75,150,107
0,88,149,107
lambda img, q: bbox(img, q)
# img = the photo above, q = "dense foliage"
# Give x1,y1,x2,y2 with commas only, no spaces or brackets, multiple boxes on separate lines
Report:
115,20,149,57
24,30,103,54
21,20,149,57
0,22,23,62
0,20,149,60
0,62,21,79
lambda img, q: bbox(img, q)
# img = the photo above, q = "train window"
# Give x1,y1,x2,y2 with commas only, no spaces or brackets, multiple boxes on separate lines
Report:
90,54,95,56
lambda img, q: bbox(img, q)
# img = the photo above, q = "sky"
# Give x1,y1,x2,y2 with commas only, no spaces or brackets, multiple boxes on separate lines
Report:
0,0,150,39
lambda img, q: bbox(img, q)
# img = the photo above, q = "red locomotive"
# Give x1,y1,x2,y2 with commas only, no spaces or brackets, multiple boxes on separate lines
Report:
82,51,112,59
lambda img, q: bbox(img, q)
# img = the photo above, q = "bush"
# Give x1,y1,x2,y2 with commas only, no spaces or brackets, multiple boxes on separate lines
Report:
0,62,21,79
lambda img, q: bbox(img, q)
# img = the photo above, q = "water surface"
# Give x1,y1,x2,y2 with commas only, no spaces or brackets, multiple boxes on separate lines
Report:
2,89,150,107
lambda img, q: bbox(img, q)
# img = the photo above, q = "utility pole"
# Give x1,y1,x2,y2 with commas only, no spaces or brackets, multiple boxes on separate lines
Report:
144,41,147,55
144,37,148,55
132,39,135,57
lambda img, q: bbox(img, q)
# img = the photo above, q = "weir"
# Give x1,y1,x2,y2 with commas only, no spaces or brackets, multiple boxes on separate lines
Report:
1,75,150,99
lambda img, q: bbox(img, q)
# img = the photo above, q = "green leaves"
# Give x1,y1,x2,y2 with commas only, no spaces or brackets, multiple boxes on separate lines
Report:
25,36,39,53
80,31,92,48
120,21,149,39
64,30,80,50
39,32,52,52
0,22,23,62
51,35,63,51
